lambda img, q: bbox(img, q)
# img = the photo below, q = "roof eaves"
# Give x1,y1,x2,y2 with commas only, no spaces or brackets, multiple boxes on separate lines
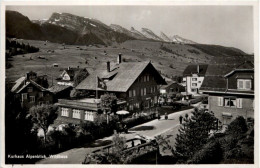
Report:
224,69,254,78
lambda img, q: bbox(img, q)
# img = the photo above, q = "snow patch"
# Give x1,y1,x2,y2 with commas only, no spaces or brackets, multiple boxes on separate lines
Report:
90,23,96,27
54,19,60,22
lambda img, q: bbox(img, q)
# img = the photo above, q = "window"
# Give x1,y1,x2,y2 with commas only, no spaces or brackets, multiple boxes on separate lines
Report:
147,75,149,81
144,101,149,108
191,88,197,92
135,103,140,109
144,88,147,95
144,76,147,82
129,90,132,97
133,90,136,96
85,111,94,121
154,96,158,104
154,86,157,92
192,83,197,87
147,87,150,94
27,87,33,92
237,98,243,108
218,97,224,106
192,78,197,81
61,108,69,117
72,109,81,119
224,98,236,107
129,104,134,111
141,88,143,96
39,92,44,97
151,99,154,107
151,87,153,93
237,79,252,90
198,81,201,83
21,93,27,102
29,96,35,103
38,101,44,105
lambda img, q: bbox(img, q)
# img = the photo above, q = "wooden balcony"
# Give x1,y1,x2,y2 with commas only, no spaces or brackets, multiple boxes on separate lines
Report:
57,98,101,111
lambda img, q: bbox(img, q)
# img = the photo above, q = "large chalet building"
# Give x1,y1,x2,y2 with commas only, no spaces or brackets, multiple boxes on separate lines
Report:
11,71,54,110
76,55,167,110
200,61,254,128
55,54,167,124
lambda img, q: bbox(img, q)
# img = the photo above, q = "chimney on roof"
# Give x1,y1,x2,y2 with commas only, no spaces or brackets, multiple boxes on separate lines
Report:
107,61,110,72
117,53,122,64
197,65,200,74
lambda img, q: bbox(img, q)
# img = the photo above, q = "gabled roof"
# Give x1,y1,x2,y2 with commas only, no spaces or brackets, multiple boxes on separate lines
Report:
200,62,254,94
236,61,254,69
76,61,166,92
160,81,183,89
224,61,254,78
183,64,208,77
11,77,48,94
200,76,227,92
11,76,26,92
59,68,83,81
65,69,76,79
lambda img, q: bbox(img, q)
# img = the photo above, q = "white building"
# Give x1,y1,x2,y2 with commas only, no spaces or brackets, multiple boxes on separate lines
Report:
182,64,208,95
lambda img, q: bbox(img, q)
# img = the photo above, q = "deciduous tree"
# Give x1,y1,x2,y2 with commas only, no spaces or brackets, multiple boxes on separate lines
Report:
29,104,58,143
100,93,117,114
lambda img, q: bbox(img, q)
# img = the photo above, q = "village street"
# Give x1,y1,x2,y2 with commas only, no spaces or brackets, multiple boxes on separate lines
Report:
37,104,199,164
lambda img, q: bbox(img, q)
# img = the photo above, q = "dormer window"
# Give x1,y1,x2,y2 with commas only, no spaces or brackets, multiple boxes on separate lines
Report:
237,79,251,90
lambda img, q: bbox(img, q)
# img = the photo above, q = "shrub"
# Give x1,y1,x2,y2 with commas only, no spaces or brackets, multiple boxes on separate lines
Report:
226,116,248,136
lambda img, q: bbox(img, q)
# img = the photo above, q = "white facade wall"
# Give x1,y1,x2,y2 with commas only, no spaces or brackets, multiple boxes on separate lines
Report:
185,74,204,95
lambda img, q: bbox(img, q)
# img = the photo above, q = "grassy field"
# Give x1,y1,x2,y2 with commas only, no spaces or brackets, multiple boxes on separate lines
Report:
6,39,252,85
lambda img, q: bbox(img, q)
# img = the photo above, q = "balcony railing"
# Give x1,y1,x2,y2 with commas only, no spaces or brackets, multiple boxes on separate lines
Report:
58,99,101,109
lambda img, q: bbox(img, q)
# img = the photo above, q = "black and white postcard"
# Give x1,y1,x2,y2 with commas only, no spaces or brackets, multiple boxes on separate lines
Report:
1,1,258,167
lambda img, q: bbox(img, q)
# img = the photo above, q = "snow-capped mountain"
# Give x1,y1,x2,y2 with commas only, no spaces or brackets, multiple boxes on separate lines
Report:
129,27,147,40
47,12,107,34
141,28,163,41
6,10,198,45
32,19,48,25
160,32,172,42
171,35,197,44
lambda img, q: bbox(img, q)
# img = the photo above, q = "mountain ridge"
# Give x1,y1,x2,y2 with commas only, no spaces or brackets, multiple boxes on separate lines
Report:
6,10,249,55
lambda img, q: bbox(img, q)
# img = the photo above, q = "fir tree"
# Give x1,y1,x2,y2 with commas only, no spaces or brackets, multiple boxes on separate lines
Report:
174,108,217,163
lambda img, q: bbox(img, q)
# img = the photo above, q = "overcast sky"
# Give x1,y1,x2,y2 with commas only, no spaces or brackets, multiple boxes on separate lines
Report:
6,5,254,53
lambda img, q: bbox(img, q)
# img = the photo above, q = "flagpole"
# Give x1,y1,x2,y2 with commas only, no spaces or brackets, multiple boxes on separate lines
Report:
96,75,98,99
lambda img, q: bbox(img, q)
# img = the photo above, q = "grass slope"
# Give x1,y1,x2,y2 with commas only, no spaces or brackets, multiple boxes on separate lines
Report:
6,39,253,85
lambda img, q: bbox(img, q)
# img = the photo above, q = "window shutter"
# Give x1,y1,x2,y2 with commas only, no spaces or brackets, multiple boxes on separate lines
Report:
245,81,251,89
218,97,223,106
238,80,243,89
237,98,243,108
